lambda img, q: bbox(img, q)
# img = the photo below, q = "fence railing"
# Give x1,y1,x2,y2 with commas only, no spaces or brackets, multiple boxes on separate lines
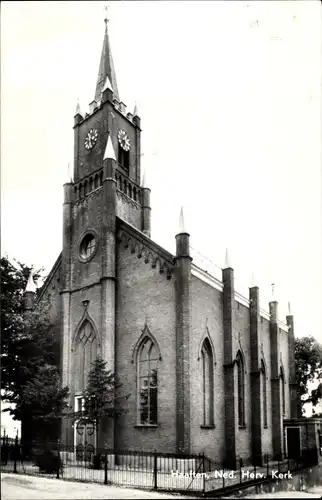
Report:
203,450,319,496
0,436,319,495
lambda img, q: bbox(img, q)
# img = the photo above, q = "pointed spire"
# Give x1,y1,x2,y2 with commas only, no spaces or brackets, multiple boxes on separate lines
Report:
178,206,186,234
75,98,81,116
250,271,258,288
25,272,37,293
133,102,139,117
224,248,232,269
103,135,116,161
67,162,73,183
95,17,119,103
288,301,291,315
270,282,276,301
102,75,113,93
141,166,149,188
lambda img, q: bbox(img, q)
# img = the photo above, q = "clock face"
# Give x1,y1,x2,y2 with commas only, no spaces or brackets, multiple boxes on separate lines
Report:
84,129,98,150
117,129,131,151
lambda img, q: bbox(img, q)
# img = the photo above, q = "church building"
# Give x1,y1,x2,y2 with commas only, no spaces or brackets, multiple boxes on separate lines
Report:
25,17,300,468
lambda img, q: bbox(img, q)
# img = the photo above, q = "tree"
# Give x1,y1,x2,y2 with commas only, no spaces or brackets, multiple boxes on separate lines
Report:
1,255,46,396
295,336,322,416
1,256,67,443
75,357,130,457
14,364,69,441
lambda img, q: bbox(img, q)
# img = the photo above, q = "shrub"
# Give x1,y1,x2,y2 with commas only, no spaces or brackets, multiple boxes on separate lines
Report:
33,449,64,474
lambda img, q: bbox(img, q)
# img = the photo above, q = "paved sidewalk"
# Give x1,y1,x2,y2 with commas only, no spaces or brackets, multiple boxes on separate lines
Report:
1,473,195,500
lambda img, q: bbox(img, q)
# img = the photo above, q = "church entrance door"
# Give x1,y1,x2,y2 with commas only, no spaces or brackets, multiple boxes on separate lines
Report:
75,419,96,462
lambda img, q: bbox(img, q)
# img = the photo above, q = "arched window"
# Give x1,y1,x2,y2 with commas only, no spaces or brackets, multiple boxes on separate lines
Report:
201,338,214,426
74,320,97,395
137,337,158,425
280,367,285,416
236,351,245,427
261,360,268,428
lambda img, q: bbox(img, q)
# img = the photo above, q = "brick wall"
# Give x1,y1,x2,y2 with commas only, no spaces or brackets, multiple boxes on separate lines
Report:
116,190,142,229
190,276,225,463
280,327,290,419
260,317,273,457
235,302,252,463
115,241,177,452
70,190,103,289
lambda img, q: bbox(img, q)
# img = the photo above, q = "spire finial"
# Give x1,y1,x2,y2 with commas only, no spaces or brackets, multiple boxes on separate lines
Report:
102,75,113,93
133,102,139,117
104,3,109,26
25,272,37,293
75,98,81,116
224,248,232,269
67,162,73,183
250,271,257,288
103,135,116,161
142,166,149,188
271,282,276,301
288,301,291,315
94,2,119,102
178,206,186,234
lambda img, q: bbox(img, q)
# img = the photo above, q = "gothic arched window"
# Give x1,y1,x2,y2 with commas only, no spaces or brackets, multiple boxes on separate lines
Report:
137,337,158,425
261,360,268,428
74,320,97,395
201,338,214,426
280,367,286,416
236,351,245,427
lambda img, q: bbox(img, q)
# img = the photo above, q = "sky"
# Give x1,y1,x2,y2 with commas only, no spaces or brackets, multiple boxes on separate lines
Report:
1,0,321,346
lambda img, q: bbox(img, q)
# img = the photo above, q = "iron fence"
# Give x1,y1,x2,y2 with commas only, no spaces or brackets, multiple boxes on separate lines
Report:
203,449,319,496
0,435,319,496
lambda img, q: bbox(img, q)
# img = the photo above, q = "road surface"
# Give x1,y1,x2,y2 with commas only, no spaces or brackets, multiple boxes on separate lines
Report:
1,473,194,499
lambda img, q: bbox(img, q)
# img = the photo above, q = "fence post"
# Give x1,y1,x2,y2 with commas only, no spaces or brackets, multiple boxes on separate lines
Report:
202,453,205,495
239,458,242,484
153,450,157,490
13,433,18,473
104,451,108,485
3,434,8,466
56,439,60,479
266,455,269,477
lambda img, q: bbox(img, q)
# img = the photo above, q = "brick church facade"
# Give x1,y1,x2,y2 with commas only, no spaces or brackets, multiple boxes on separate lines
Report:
26,19,299,468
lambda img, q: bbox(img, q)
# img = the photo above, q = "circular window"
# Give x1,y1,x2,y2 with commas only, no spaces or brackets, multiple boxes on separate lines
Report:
79,232,97,262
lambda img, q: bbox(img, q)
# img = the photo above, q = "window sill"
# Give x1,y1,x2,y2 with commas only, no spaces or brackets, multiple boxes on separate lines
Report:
200,425,215,429
134,424,159,429
239,425,246,430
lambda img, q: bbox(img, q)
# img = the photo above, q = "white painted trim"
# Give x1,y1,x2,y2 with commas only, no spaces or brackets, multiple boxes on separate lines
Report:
234,291,250,308
191,268,289,331
191,265,223,292
260,309,271,321
278,321,289,333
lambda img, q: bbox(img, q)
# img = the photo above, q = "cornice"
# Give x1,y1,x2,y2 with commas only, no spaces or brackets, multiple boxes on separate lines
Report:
116,189,141,210
117,219,174,279
36,253,62,303
191,264,223,292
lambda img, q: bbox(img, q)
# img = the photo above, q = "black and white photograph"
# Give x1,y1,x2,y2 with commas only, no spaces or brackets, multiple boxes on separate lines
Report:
1,1,322,498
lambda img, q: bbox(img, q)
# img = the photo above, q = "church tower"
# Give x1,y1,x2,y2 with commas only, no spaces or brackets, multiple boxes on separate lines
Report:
61,16,150,448
72,17,147,232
